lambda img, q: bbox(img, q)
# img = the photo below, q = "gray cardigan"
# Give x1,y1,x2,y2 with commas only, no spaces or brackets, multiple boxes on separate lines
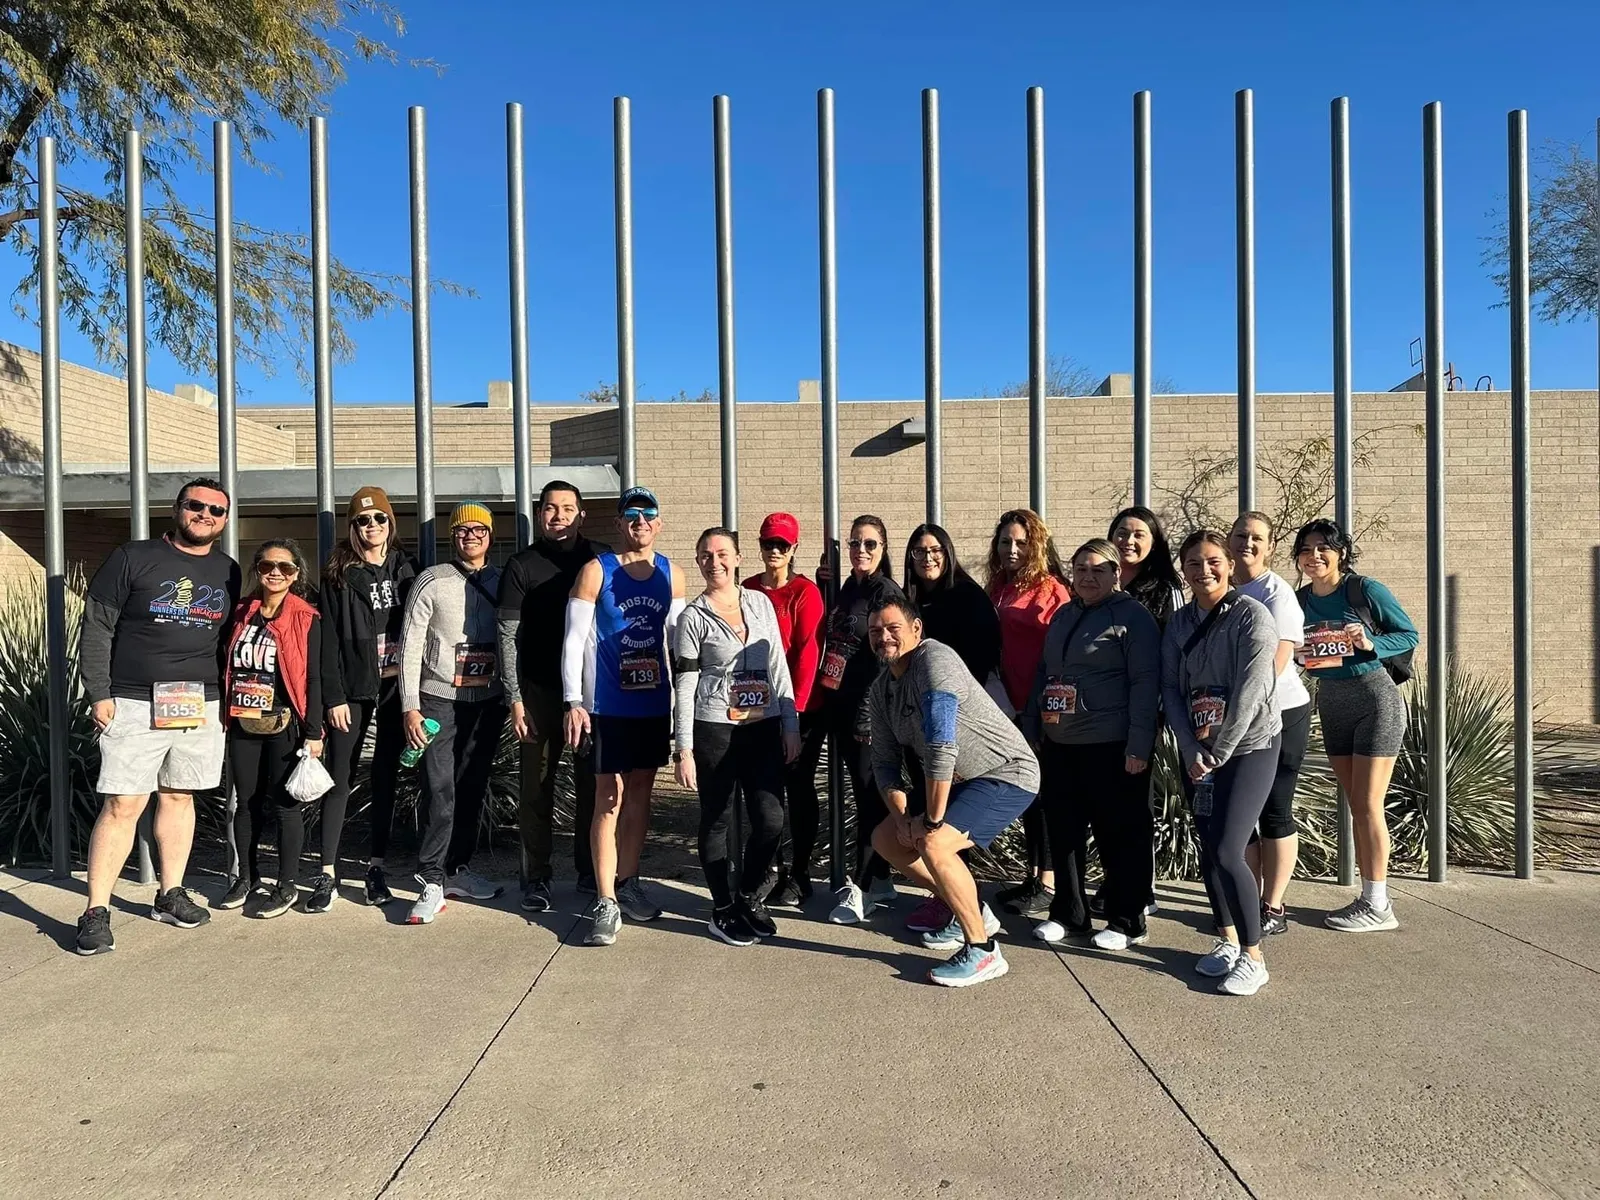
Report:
1160,592,1282,768
1020,590,1162,759
672,588,798,752
869,638,1040,796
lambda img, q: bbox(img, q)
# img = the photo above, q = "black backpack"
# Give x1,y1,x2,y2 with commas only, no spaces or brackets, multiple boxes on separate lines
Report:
1297,573,1413,685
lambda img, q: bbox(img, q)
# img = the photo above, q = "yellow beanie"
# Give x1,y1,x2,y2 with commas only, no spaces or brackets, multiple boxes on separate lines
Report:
449,502,494,531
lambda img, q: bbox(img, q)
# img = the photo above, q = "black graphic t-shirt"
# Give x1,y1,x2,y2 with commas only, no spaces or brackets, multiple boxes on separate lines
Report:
85,537,242,700
229,615,286,719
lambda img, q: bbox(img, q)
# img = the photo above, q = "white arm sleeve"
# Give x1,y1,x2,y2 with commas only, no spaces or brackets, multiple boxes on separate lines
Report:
665,594,687,653
562,598,596,706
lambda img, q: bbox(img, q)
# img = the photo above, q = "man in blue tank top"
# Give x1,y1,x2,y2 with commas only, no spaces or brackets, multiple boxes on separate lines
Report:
562,486,686,945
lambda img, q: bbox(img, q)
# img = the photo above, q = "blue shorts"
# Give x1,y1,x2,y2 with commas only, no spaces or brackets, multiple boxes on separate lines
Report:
943,778,1036,850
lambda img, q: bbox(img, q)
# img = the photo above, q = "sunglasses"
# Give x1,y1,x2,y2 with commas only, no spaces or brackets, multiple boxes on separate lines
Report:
848,538,880,552
454,525,491,539
353,513,390,529
759,538,792,554
621,507,659,522
256,559,300,577
180,499,228,518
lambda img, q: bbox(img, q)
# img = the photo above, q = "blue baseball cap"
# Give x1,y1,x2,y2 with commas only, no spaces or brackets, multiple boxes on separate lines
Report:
617,486,660,514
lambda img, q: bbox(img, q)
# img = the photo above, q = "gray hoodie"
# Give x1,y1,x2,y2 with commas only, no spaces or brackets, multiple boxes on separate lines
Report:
869,638,1040,796
672,588,798,752
399,560,503,709
1160,592,1281,768
1020,590,1162,759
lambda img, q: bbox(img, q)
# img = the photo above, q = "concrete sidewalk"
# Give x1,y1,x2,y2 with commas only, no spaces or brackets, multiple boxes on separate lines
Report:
2,867,1597,1199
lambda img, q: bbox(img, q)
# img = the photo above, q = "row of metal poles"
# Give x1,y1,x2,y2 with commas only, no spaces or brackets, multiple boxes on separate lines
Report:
37,90,1557,886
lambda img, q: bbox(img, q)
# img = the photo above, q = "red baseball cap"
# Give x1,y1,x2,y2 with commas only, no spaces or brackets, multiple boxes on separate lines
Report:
759,512,801,544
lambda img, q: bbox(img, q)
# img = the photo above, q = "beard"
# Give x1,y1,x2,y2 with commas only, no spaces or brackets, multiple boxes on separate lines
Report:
173,520,224,548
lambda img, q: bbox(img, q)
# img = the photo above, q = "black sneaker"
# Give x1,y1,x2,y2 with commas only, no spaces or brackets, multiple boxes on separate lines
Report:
708,904,757,947
365,865,393,907
305,875,335,914
740,893,778,939
994,878,1036,907
520,879,553,912
1261,904,1289,936
1000,877,1044,916
765,871,803,909
217,878,254,910
1021,884,1055,919
151,886,211,928
75,906,114,955
576,872,597,897
246,882,296,919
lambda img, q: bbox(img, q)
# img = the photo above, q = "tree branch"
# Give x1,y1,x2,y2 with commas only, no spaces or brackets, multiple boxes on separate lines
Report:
0,205,80,241
0,43,73,187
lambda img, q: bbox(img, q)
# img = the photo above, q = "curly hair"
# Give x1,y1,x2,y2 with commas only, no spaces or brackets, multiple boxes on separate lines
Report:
985,508,1064,599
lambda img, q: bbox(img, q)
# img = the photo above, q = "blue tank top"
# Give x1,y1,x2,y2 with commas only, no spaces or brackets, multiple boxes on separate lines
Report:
592,552,673,717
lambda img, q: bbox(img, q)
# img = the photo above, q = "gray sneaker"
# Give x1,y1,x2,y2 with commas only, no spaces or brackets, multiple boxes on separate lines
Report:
1218,954,1270,996
586,897,623,945
406,878,446,925
444,867,503,902
1195,939,1241,977
1325,897,1399,933
616,876,662,922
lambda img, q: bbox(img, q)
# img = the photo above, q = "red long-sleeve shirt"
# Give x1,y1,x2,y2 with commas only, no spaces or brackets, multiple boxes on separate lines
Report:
744,572,825,712
993,575,1071,711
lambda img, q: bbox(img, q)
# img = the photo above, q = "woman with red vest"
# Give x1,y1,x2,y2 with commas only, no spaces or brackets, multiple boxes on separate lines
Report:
216,539,329,919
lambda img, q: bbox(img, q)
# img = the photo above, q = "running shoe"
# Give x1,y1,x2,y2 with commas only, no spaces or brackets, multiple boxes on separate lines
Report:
1020,885,1055,919
246,882,297,920
1032,919,1092,944
586,897,622,945
905,895,952,933
217,877,254,910
708,904,758,947
1091,926,1150,951
406,879,446,925
1261,904,1289,936
1145,896,1160,916
617,876,663,922
520,880,553,912
1218,954,1270,996
827,882,865,925
444,867,503,901
1324,897,1398,933
740,893,777,939
994,878,1036,907
865,878,898,912
151,886,211,928
365,865,393,907
1000,877,1045,916
1195,939,1242,977
921,903,1002,951
305,875,336,914
765,871,804,909
75,906,114,956
928,941,1009,988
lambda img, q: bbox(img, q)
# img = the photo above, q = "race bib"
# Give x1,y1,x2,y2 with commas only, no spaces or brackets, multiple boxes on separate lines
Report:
377,633,400,679
727,670,771,721
152,681,206,730
1041,677,1077,725
453,642,497,689
228,671,277,719
1300,622,1353,670
1189,687,1227,740
620,651,661,691
820,639,856,691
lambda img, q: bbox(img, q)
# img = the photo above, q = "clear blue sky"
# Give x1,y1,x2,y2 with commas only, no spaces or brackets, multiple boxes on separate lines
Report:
8,0,1600,406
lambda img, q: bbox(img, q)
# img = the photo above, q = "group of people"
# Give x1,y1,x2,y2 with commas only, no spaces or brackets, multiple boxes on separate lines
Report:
71,475,1419,997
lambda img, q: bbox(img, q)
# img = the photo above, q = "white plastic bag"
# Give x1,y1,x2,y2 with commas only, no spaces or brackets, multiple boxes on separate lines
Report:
284,749,335,804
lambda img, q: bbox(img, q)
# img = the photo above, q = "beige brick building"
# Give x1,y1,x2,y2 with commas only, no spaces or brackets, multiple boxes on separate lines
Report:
2,340,1595,724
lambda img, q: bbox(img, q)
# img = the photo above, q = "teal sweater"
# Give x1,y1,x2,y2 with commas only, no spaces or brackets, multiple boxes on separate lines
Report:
1297,575,1418,680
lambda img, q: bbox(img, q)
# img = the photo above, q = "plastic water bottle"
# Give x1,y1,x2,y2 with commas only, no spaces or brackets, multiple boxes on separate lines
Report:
1193,773,1214,817
399,717,441,769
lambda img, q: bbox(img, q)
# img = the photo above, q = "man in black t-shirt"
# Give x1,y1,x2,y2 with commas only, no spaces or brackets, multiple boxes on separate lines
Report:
495,480,607,912
74,478,242,955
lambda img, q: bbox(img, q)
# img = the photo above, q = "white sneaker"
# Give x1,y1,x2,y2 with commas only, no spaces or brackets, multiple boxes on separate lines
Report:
865,878,898,911
1091,927,1150,951
1032,919,1068,943
1218,954,1270,996
1145,900,1160,916
406,878,446,925
1195,939,1241,977
828,882,865,925
444,867,503,901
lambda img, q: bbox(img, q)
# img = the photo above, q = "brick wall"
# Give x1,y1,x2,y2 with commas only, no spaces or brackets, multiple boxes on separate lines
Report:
245,403,594,466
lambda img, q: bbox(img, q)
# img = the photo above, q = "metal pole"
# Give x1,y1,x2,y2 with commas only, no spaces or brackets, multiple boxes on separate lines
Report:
922,88,943,526
215,120,241,882
1330,96,1356,886
1133,91,1153,509
1422,101,1449,882
1026,86,1046,518
409,107,436,566
311,117,335,566
507,103,534,549
818,88,845,892
125,128,155,885
1235,89,1256,512
1508,109,1534,880
40,138,70,878
714,95,738,531
614,97,637,491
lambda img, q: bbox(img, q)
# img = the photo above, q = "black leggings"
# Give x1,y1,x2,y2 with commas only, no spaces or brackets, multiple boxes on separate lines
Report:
322,687,405,865
228,727,304,886
1039,740,1153,934
694,718,786,908
1251,702,1310,842
840,726,889,884
1021,794,1052,874
1193,736,1281,947
775,711,826,880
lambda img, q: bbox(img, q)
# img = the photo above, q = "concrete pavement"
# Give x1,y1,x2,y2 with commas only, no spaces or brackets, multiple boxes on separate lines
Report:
2,867,1597,1199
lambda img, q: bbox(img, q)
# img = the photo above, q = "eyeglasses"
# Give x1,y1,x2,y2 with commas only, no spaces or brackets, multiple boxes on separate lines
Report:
759,538,792,554
848,538,880,552
454,525,491,539
910,546,944,560
256,560,300,577
180,499,228,518
353,513,389,529
621,507,659,522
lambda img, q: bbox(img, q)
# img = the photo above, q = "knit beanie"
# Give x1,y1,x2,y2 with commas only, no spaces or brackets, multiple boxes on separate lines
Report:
449,501,494,531
347,486,396,525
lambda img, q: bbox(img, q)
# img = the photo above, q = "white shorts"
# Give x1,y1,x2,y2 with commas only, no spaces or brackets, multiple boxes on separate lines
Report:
96,697,227,796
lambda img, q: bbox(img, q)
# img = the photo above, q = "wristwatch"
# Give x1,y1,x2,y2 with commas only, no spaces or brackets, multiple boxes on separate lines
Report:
922,816,946,832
